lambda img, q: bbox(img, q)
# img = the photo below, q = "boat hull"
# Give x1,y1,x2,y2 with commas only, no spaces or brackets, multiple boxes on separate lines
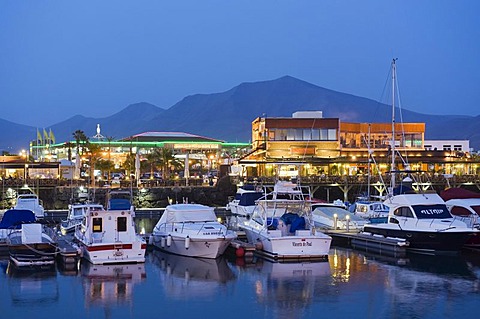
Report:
150,234,235,259
78,241,146,265
363,224,477,255
8,242,57,266
242,227,332,261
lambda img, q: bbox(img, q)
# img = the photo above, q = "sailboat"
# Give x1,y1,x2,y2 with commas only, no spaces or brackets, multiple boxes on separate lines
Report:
361,59,479,255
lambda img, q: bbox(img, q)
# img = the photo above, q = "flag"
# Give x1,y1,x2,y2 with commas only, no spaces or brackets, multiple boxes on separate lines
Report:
37,129,43,145
49,129,55,144
43,128,49,144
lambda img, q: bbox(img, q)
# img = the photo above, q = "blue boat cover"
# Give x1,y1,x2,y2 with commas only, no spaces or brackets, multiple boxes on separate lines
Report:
109,198,131,210
238,192,263,206
0,209,36,229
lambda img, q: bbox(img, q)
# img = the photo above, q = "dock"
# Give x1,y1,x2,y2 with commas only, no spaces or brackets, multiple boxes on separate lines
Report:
325,230,409,258
56,235,82,264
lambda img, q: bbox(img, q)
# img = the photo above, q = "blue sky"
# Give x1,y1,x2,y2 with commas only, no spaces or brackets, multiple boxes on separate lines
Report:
1,1,479,127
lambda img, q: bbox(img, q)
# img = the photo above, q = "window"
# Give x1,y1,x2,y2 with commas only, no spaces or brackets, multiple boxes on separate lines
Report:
328,129,337,141
454,145,462,151
303,129,312,141
117,217,127,232
93,218,102,232
393,207,413,217
443,145,451,151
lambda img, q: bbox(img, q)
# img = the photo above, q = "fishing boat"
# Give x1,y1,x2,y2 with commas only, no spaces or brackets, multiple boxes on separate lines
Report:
238,180,332,261
361,60,479,255
74,190,146,264
149,203,236,259
60,203,105,235
3,209,58,266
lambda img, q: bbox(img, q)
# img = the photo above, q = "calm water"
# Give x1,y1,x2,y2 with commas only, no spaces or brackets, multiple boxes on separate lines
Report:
1,218,480,319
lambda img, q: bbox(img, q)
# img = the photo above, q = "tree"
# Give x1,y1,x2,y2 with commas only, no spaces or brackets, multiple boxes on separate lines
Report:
157,148,182,179
72,130,88,155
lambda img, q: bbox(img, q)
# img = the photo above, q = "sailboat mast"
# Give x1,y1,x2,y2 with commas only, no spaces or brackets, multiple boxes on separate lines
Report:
391,58,397,191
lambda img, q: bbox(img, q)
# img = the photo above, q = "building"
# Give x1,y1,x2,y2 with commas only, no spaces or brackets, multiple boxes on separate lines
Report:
238,112,479,177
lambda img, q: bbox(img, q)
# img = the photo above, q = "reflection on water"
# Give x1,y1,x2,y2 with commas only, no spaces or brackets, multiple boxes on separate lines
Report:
0,246,479,319
80,261,146,308
241,258,332,319
149,249,235,299
4,261,59,306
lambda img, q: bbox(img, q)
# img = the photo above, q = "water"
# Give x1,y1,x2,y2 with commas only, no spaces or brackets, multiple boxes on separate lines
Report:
1,246,479,319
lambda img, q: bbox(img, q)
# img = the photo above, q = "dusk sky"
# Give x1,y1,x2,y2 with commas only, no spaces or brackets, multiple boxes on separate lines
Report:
1,1,479,128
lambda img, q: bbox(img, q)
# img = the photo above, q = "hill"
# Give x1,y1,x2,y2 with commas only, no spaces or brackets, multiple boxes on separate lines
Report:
1,77,478,152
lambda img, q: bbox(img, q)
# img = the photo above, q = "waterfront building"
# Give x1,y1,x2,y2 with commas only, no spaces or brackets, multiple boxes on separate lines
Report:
237,112,479,177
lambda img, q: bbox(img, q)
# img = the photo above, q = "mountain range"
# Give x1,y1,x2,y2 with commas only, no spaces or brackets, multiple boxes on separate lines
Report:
2,76,480,152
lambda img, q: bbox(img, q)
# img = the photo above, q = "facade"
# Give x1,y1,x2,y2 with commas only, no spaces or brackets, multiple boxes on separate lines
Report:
238,112,479,177
32,131,250,180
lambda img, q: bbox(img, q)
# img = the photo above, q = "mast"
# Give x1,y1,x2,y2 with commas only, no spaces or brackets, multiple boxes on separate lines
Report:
391,58,397,192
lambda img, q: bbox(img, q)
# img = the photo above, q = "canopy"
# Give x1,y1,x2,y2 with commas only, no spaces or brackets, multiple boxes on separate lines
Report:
0,209,36,229
440,188,480,201
158,204,217,224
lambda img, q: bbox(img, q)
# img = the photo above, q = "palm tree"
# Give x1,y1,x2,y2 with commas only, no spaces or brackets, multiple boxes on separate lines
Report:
157,148,182,180
72,130,88,155
65,142,74,161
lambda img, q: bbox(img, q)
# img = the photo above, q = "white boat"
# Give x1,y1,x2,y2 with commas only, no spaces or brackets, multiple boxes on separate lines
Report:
361,60,480,255
14,193,45,219
149,203,236,259
239,180,332,261
348,199,389,223
226,184,263,229
74,193,146,264
312,203,368,231
363,192,479,254
60,203,105,235
3,209,58,266
440,187,480,249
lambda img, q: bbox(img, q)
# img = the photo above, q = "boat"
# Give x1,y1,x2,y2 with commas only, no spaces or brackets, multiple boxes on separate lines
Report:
226,184,263,229
74,190,146,264
60,203,105,235
361,60,480,255
149,203,236,258
238,180,332,261
14,193,45,219
348,199,389,223
311,202,368,231
440,187,480,249
362,192,480,254
3,209,59,266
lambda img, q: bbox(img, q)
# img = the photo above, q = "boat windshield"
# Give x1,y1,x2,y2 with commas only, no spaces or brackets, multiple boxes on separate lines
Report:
313,206,362,221
411,204,452,219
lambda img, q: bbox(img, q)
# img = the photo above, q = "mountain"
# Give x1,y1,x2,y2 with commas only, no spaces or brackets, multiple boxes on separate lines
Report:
1,77,479,152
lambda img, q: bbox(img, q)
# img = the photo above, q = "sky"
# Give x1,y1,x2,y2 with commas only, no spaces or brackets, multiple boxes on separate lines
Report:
1,1,479,128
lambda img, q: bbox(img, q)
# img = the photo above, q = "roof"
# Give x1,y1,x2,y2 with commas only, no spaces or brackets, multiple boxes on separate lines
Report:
122,131,224,143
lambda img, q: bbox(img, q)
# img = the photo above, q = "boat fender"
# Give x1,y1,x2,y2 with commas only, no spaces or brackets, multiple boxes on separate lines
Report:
160,236,166,248
166,235,172,247
185,236,190,249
